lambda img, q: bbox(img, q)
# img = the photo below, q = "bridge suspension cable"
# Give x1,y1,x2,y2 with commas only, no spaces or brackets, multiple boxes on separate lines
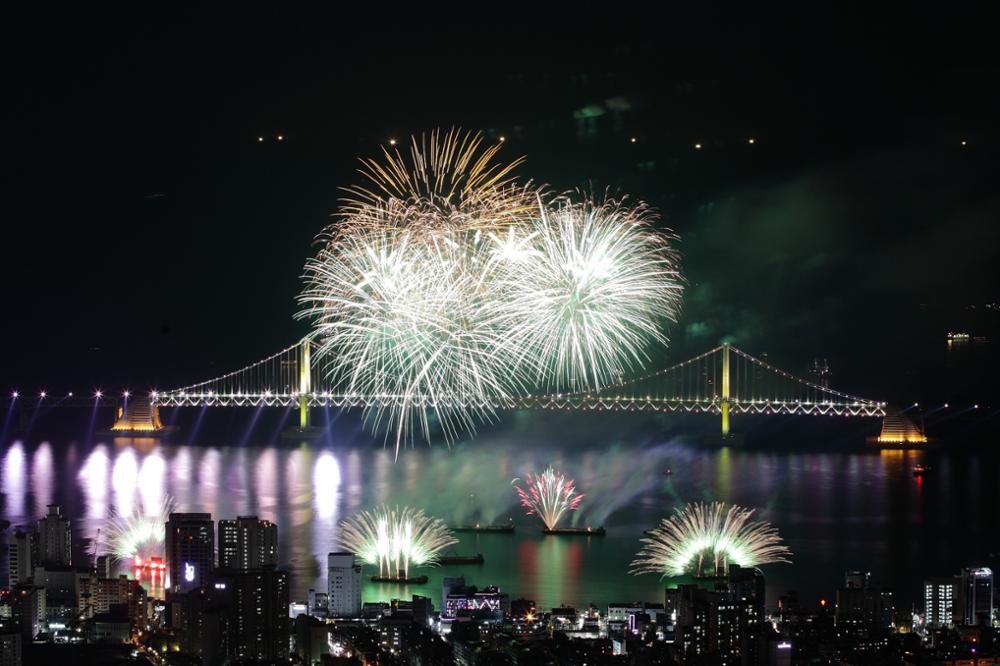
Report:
152,339,886,433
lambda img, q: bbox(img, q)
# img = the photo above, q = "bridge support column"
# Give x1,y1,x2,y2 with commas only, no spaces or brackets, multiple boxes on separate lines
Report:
299,340,311,429
721,343,730,436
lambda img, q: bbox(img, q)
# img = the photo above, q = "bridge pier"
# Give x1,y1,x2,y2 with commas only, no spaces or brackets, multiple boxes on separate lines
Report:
721,343,730,436
281,338,326,440
299,339,311,429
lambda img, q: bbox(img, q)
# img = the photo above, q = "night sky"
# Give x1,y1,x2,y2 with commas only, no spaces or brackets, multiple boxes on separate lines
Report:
3,6,998,407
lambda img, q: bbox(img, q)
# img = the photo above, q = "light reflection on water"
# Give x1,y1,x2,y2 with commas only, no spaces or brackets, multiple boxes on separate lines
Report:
1,434,998,610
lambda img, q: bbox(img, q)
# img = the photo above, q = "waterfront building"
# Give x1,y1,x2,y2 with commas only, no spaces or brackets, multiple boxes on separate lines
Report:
6,530,35,587
327,552,362,618
36,505,71,568
440,578,508,621
307,588,329,617
960,567,994,627
90,575,146,628
669,564,767,665
218,516,277,570
214,566,290,662
0,630,21,666
924,576,959,629
165,513,214,593
8,585,45,641
834,570,894,634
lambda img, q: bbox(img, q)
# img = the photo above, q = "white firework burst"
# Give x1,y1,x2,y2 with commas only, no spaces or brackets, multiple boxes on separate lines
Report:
631,502,791,578
105,496,175,562
337,506,457,579
297,129,684,452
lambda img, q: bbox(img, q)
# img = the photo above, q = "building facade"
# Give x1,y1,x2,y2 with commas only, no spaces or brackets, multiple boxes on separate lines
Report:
165,513,215,593
36,505,72,567
218,516,278,570
327,552,363,618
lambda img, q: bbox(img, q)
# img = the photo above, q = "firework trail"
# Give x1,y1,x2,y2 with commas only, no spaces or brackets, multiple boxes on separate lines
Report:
513,466,584,530
337,506,456,579
297,129,683,453
630,501,791,578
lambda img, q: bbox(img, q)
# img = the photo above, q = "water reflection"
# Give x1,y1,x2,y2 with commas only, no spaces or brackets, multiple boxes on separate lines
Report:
79,445,110,521
30,442,53,514
2,441,26,518
112,448,139,517
0,434,997,610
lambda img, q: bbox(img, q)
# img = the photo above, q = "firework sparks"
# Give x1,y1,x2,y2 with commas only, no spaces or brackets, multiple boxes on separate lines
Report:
105,496,174,562
297,129,683,453
513,466,584,530
337,506,457,579
630,502,791,578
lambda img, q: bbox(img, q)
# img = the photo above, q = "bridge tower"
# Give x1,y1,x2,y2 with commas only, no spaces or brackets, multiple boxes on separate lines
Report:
721,343,731,436
298,339,311,429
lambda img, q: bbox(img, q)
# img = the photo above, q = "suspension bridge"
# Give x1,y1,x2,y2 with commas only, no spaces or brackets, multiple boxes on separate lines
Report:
130,338,916,441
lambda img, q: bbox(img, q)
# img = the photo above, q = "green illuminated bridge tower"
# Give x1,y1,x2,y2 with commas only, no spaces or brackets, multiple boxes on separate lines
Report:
146,339,912,440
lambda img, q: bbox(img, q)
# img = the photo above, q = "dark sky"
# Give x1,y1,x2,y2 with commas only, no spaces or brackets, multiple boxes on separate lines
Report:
2,5,998,405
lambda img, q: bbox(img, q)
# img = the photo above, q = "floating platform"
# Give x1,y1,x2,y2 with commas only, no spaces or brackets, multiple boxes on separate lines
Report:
543,526,605,536
280,426,328,441
100,397,174,436
438,554,485,565
371,575,428,585
451,523,515,533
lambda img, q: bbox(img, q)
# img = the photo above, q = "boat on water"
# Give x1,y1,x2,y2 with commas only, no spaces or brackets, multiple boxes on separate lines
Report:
438,554,485,565
371,575,429,585
542,526,606,536
451,522,515,533
913,464,931,476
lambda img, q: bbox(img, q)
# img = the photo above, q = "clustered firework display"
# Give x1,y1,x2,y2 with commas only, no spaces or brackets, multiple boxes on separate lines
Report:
297,129,683,452
513,466,584,530
630,501,791,578
338,506,457,579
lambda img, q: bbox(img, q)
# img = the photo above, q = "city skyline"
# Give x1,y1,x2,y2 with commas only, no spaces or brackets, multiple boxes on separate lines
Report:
2,5,999,665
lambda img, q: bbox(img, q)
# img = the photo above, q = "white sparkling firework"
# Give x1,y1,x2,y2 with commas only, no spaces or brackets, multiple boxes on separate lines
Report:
630,501,791,578
297,129,683,452
105,496,175,562
337,506,457,579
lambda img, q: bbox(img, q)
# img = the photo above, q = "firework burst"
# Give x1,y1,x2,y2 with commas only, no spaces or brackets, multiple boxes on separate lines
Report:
105,496,175,562
337,506,457,579
513,466,584,530
630,502,791,578
297,129,683,452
